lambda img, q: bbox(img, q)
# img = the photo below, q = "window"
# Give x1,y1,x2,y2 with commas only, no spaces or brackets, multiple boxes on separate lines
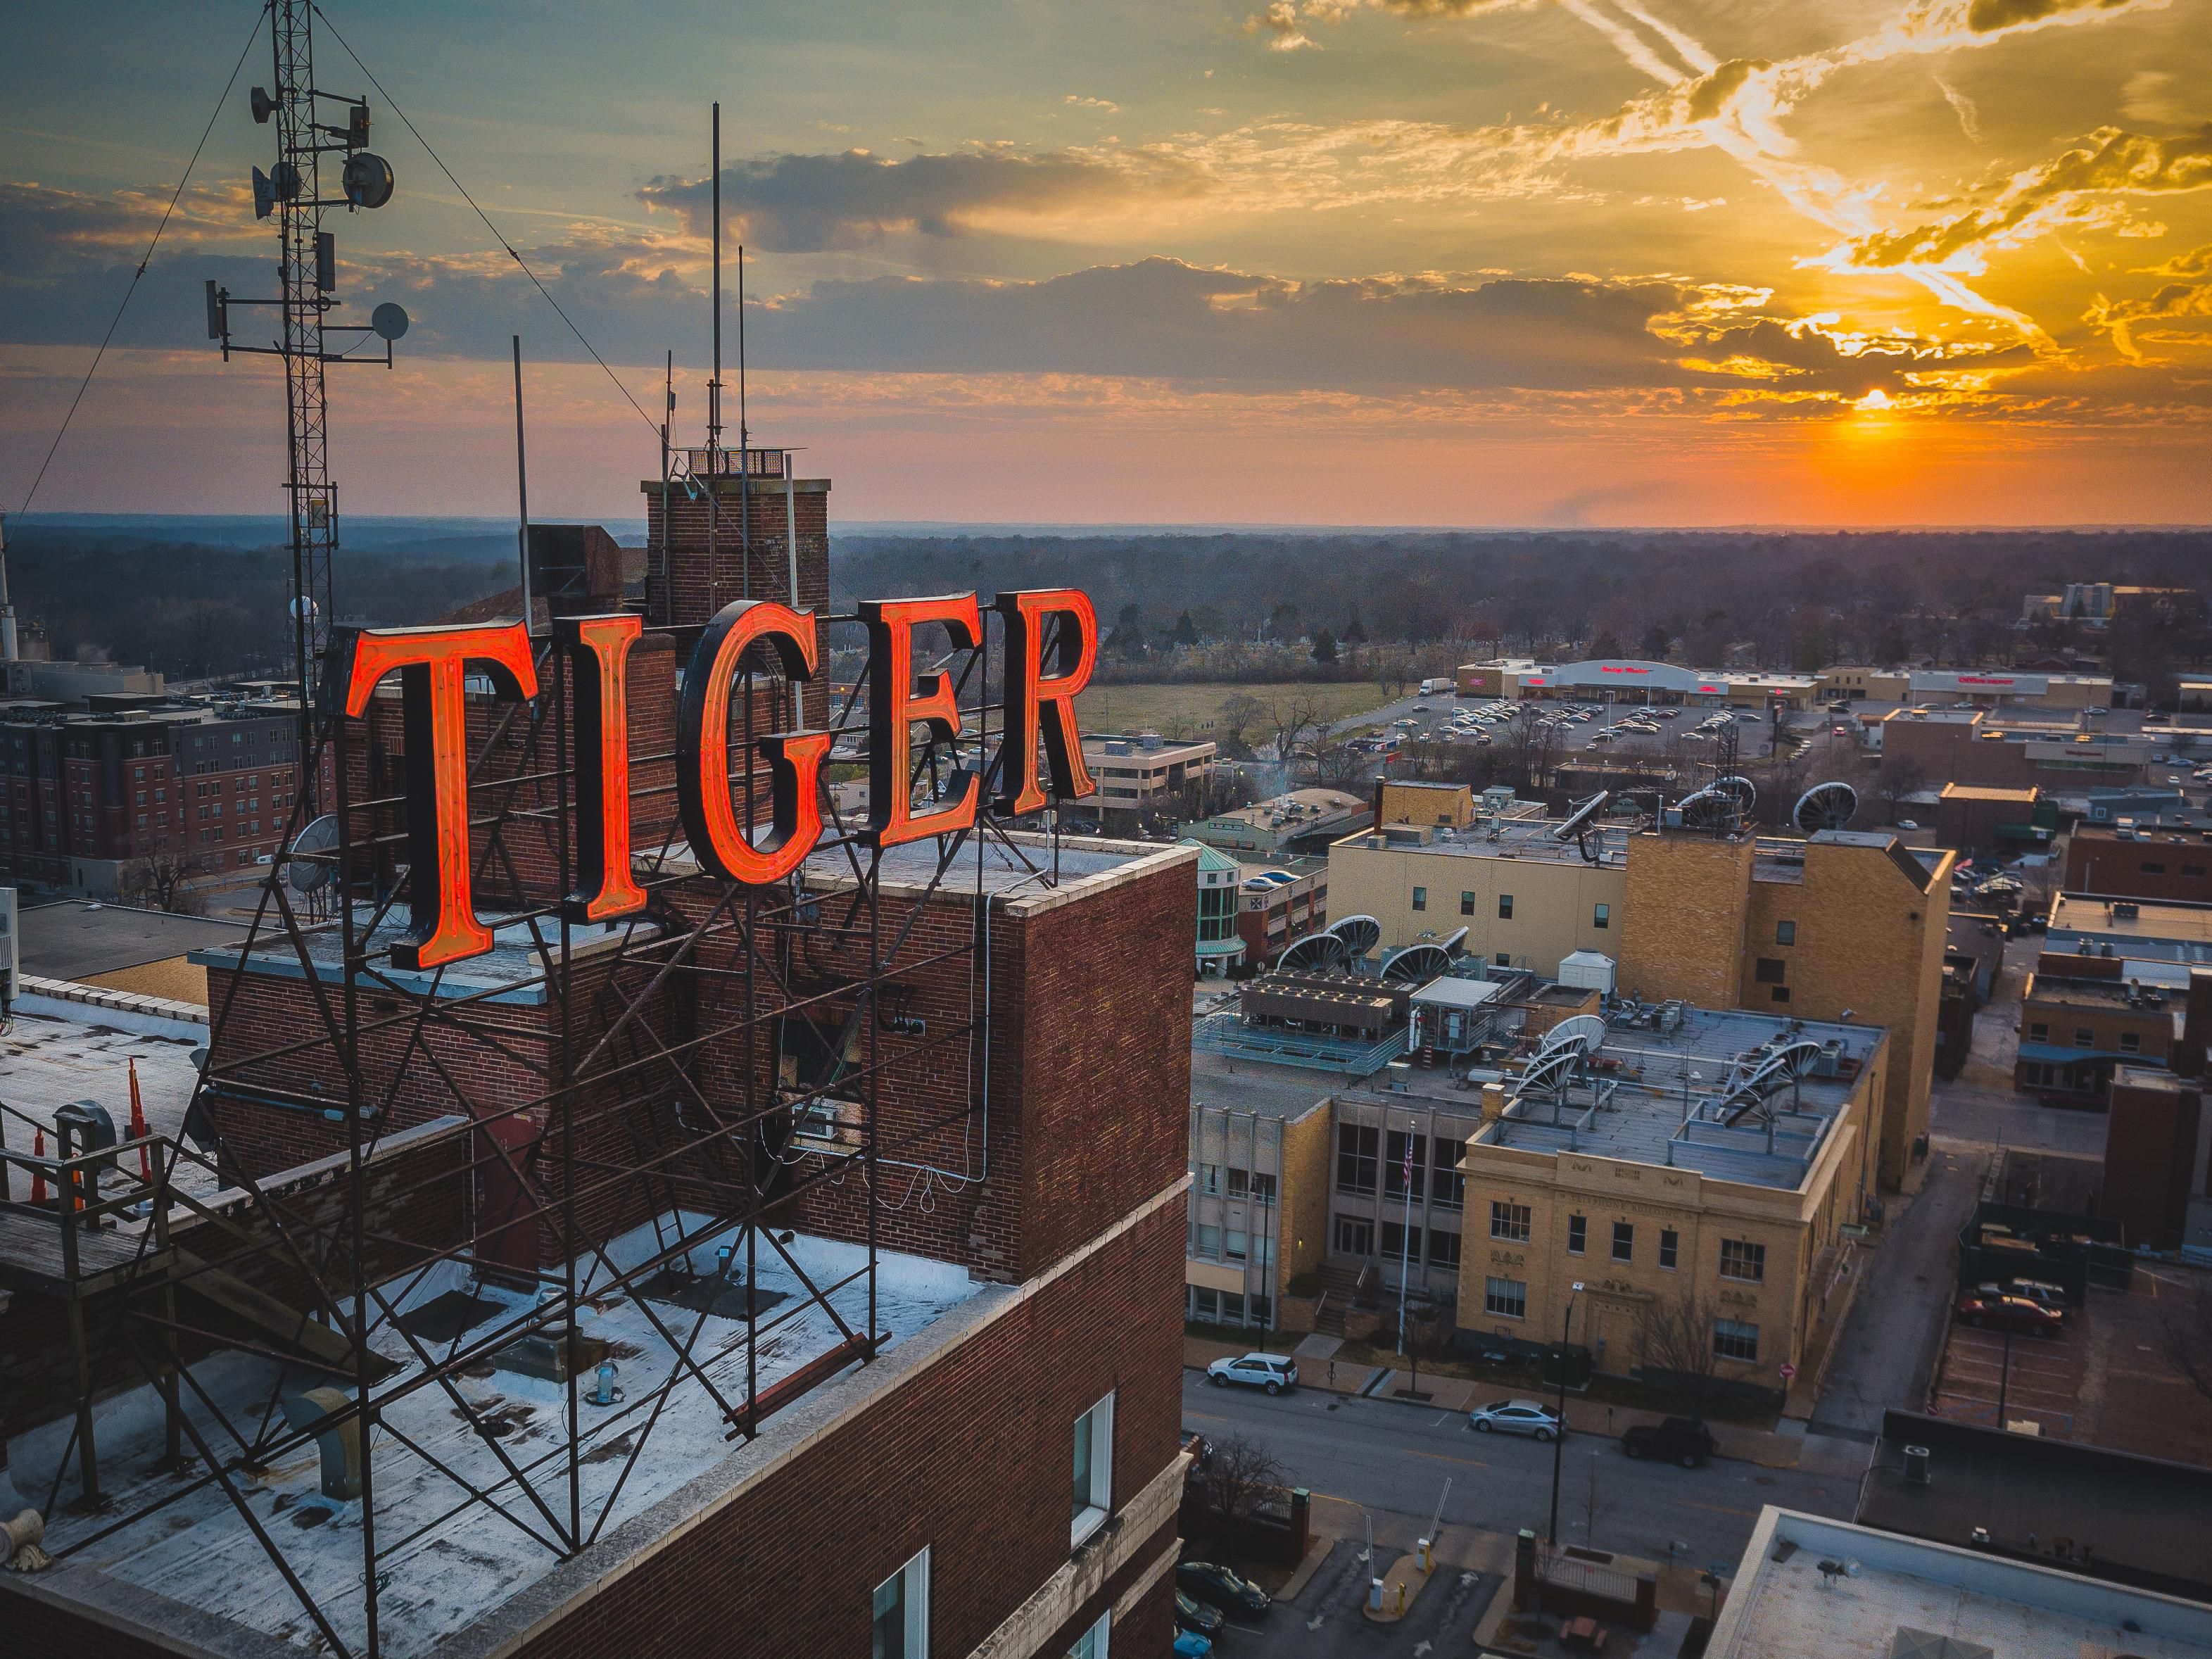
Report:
1197,1163,1221,1195
873,1548,930,1659
1196,1224,1220,1256
1427,1228,1461,1268
2073,1028,2094,1049
2028,1023,2049,1042
1486,1277,1527,1319
1659,1228,1679,1270
1190,1286,1219,1322
1334,1215,1374,1255
1713,1320,1760,1363
2140,862,2166,876
2118,1032,2140,1053
1380,1220,1415,1263
1612,1220,1634,1263
1226,1230,1248,1261
1491,1199,1531,1242
1336,1124,1379,1194
1719,1238,1766,1282
1567,1214,1587,1255
1384,1130,1427,1199
1249,1293,1272,1326
1776,921,1797,945
1498,894,1515,920
1496,952,1512,967
1755,958,1786,985
1250,1172,1277,1204
1227,1167,1249,1199
1771,986,1790,1004
1429,1139,1465,1209
1072,1393,1114,1544
2185,864,2207,878
1067,1611,1111,1659
1593,903,1610,930
1412,885,1427,912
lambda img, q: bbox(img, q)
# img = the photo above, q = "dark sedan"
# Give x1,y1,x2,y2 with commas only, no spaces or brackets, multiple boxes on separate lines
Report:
1176,1560,1270,1617
1175,1592,1225,1637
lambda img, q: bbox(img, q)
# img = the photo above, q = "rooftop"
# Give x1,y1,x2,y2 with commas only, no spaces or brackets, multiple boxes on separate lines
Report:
1336,816,1632,867
15,1213,992,1659
20,901,252,983
1708,1508,2212,1659
1189,1046,1339,1121
0,1000,216,1199
1199,789,1368,831
1858,1409,2212,1601
1469,1005,1885,1192
2049,895,2212,949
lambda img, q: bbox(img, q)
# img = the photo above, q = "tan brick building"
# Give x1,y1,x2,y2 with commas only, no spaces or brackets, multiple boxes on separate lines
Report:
1455,1008,1887,1396
1617,828,1951,1190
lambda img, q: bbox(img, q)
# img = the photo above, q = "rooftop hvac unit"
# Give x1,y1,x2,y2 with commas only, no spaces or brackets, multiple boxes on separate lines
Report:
1557,951,1617,995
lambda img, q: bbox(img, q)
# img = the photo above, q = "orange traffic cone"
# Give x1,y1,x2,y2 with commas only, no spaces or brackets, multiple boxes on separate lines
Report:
30,1128,49,1208
129,1058,152,1184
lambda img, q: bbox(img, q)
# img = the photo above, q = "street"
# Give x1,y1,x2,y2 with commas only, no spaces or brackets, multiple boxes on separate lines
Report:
1182,1373,1856,1576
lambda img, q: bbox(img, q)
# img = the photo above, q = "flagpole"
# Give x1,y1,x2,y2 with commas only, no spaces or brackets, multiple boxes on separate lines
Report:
1398,1121,1413,1355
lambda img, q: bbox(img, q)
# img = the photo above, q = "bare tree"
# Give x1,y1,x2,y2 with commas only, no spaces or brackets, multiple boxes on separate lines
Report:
1217,692,1268,759
1269,689,1330,774
1635,1289,1731,1422
1316,739,1380,793
123,850,208,915
1871,755,1928,826
2159,1273,2212,1406
1194,1432,1292,1566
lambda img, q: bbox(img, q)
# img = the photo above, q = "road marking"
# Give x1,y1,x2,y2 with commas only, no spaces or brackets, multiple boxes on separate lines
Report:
1412,1450,1490,1469
1682,1501,1758,1518
1433,1411,1455,1428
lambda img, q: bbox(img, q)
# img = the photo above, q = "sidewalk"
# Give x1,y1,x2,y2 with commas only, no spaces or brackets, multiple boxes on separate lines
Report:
1181,1337,1808,1467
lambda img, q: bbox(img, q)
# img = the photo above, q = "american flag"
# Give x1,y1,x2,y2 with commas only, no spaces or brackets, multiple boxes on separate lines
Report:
1401,1137,1415,1190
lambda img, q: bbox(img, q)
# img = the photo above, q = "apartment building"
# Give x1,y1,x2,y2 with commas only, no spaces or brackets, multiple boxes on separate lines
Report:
0,693,302,897
1236,857,1329,969
1455,1007,1887,1397
2063,824,2212,905
1077,731,1215,824
1326,813,1628,974
1617,828,1951,1190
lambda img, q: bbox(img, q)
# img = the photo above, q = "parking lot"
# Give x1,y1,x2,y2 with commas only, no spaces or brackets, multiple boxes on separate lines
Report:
1930,1308,2088,1437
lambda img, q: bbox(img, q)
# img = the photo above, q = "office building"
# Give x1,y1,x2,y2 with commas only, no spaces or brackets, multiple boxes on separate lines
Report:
1184,787,1370,859
2045,895,2212,992
1077,731,1215,824
2015,953,2185,1101
2063,824,2212,906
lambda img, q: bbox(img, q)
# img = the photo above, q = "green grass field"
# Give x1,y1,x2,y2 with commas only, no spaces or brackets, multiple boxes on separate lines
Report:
1074,681,1393,740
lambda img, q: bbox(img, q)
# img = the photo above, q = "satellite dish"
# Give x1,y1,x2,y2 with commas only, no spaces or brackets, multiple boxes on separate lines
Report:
1382,942,1451,985
1280,932,1352,974
342,151,395,210
371,302,410,341
1675,786,1732,828
1326,914,1381,959
1538,1014,1607,1062
1439,926,1469,957
248,86,276,125
1712,775,1757,812
286,814,340,892
1549,790,1611,843
1793,781,1858,834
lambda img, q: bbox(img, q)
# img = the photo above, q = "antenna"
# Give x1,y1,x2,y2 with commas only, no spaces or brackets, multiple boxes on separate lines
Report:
512,336,535,634
0,511,17,664
707,102,722,614
206,0,401,807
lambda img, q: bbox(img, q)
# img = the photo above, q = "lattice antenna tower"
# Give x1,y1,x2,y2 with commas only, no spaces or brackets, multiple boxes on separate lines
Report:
205,0,405,804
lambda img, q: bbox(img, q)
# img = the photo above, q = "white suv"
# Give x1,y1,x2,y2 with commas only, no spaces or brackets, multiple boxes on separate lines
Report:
1207,1352,1300,1396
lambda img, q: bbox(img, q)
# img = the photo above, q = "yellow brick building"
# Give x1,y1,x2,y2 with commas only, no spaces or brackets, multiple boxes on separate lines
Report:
1616,829,1950,1191
1457,1007,1885,1394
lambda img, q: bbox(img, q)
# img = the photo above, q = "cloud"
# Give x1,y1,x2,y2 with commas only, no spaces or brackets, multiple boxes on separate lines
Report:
635,147,1208,252
1935,76,1982,142
2120,70,2192,127
1840,125,2212,271
1066,94,1120,111
1892,0,2170,45
1246,2,1320,51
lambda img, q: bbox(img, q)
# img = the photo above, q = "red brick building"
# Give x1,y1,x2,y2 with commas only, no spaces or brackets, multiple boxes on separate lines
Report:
0,695,300,897
2,456,1195,1659
2102,1067,2207,1249
2063,825,2212,906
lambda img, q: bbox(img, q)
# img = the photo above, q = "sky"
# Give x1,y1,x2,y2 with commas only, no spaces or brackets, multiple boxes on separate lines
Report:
3,0,2209,528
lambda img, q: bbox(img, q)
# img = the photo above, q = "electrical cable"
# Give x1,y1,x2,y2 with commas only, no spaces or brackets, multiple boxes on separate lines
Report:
11,2,268,519
310,2,663,439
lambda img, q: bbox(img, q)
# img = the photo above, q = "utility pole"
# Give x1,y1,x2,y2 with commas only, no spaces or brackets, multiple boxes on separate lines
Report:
1548,1282,1583,1546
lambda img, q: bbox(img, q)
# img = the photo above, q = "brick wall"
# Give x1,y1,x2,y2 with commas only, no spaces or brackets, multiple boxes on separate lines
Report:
2065,830,2212,906
1275,1100,1333,1299
1617,833,1755,1009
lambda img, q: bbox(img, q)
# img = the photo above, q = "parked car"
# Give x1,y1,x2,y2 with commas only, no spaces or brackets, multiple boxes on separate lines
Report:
1468,1399,1563,1440
1178,1560,1271,1617
1173,1630,1213,1658
1978,1278,2066,1309
1175,1592,1225,1637
1896,819,1919,831
1621,1415,1716,1468
1957,1292,2063,1336
1207,1352,1299,1394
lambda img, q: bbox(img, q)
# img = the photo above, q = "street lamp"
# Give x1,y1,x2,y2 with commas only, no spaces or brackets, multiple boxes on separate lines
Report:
1548,1280,1584,1546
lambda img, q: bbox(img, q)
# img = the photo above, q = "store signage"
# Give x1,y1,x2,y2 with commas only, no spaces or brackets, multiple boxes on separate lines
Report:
328,589,1098,969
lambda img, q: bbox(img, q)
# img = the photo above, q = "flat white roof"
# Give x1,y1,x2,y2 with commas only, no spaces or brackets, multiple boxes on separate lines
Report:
1709,1508,2212,1659
1408,977,1506,1011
